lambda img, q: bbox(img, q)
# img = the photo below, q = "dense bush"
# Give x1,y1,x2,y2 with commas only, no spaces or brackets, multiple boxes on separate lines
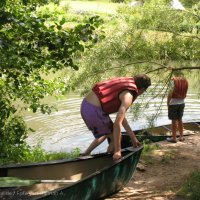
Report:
0,0,103,163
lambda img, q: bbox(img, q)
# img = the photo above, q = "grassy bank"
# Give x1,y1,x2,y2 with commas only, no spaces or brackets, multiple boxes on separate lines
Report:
177,170,200,200
60,0,121,14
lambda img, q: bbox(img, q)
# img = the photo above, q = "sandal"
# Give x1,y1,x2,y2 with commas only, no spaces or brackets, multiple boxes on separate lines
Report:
166,137,177,143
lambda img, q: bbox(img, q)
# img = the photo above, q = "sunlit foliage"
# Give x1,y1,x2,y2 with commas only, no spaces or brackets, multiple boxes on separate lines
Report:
0,0,103,162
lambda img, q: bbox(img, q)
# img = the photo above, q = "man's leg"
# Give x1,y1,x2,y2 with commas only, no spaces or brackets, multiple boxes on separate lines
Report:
107,134,114,153
83,135,107,155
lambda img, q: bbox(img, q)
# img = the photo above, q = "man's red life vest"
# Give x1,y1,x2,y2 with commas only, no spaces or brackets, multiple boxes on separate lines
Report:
92,77,139,114
171,77,188,99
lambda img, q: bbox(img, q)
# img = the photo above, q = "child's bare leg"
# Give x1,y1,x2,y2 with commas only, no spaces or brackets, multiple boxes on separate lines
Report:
178,120,184,141
83,135,107,155
171,120,177,141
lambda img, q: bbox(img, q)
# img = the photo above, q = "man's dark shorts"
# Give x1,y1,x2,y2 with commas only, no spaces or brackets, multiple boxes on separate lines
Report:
168,104,185,120
80,98,113,138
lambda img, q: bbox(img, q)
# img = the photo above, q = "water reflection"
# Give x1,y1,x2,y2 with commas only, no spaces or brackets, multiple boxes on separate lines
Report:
25,90,200,154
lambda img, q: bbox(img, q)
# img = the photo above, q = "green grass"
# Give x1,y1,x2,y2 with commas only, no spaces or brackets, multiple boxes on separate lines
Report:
60,0,121,14
160,150,178,163
140,140,160,164
140,140,179,164
0,145,81,166
177,170,200,200
142,139,160,154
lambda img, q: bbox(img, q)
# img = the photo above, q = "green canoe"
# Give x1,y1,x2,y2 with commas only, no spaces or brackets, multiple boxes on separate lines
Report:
0,146,143,200
121,121,199,148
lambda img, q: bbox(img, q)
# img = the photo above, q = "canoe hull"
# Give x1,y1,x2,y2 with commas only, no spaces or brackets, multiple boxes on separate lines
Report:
0,147,143,200
40,148,142,200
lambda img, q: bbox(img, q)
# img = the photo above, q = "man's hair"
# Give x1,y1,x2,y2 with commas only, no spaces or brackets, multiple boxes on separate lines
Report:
134,74,151,90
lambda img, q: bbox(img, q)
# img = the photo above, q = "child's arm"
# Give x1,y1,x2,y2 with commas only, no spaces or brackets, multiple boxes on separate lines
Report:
167,91,173,106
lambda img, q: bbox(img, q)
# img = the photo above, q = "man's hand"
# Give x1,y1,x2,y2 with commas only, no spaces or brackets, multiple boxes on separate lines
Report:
113,151,122,161
130,133,141,147
133,138,141,147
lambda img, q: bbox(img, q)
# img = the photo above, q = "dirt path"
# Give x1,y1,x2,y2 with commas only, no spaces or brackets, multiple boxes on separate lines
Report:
106,131,200,200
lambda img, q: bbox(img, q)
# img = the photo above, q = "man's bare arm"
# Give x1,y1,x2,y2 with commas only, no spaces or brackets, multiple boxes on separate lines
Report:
122,118,140,147
112,91,133,161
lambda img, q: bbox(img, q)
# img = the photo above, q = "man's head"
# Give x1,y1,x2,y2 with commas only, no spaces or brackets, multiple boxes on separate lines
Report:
134,74,151,91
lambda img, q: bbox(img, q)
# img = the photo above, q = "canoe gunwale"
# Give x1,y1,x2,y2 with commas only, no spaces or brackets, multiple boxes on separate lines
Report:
0,151,114,170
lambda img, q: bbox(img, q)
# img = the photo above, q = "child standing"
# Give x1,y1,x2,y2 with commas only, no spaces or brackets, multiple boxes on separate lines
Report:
167,77,188,143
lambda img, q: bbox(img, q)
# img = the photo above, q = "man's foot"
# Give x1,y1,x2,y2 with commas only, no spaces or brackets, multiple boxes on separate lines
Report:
166,137,177,143
79,152,89,156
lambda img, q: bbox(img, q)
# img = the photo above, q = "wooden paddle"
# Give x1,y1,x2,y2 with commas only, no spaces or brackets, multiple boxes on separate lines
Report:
0,177,77,188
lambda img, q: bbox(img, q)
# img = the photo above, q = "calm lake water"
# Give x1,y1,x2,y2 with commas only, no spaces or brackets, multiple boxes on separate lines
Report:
25,87,200,154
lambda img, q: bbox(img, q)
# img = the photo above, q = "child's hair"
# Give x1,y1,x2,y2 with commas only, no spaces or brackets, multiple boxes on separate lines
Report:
134,74,151,90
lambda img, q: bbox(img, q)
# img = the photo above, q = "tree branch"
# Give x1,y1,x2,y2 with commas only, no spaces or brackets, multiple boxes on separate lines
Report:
90,61,167,76
138,27,200,40
172,66,200,71
146,66,200,74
